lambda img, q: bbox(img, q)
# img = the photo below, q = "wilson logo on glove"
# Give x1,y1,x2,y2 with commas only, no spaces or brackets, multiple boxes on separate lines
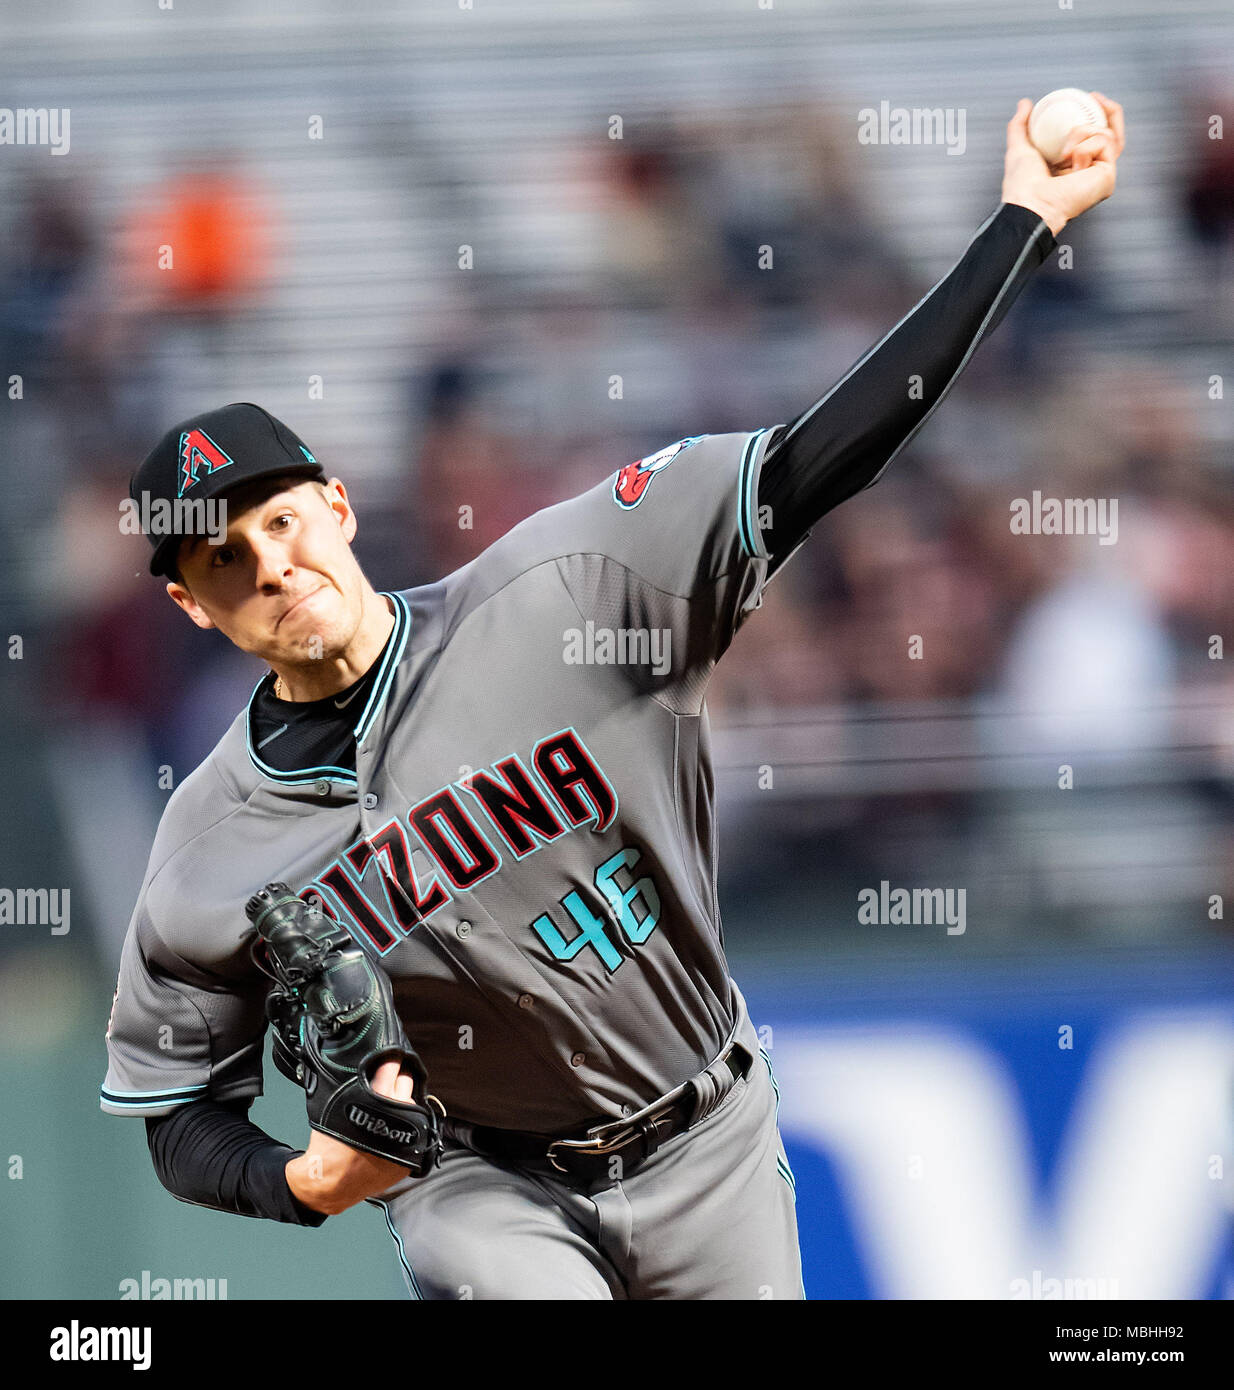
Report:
246,882,445,1177
347,1107,419,1145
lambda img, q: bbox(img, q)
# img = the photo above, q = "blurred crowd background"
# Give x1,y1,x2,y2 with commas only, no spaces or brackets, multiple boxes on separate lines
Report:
1,0,1232,1300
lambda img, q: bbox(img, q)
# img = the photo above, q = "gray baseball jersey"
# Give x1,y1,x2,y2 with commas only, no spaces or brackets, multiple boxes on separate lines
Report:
101,427,787,1134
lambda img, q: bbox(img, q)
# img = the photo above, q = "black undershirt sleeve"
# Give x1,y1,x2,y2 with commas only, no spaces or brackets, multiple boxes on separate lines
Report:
145,1098,329,1227
140,206,1054,1228
757,201,1057,562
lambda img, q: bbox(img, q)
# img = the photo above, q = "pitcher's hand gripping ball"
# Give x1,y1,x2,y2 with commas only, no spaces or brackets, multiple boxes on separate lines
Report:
246,883,445,1175
1028,88,1110,167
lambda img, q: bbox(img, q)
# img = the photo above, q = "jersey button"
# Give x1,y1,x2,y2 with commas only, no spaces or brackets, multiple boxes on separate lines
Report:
456,920,472,939
517,993,534,1010
570,1051,586,1068
314,779,330,796
362,793,379,810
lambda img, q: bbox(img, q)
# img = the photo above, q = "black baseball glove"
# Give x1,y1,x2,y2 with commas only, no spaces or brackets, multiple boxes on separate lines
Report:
245,882,444,1176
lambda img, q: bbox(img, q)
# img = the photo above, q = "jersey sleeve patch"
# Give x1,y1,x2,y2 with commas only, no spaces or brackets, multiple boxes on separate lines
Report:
612,435,706,510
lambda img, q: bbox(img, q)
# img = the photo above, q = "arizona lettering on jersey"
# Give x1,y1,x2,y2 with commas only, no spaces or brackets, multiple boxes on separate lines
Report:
101,429,781,1132
307,727,618,953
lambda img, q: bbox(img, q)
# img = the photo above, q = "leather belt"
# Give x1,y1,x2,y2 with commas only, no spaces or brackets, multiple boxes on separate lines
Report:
447,1038,755,1183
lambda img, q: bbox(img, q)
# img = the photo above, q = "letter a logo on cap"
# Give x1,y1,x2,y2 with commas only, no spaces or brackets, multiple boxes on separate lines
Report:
178,428,235,498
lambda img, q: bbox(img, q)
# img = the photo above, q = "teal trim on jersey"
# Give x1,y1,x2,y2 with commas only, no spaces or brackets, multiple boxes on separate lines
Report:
737,428,772,561
100,1082,206,1108
243,677,358,786
374,1197,424,1300
353,591,412,745
242,590,411,786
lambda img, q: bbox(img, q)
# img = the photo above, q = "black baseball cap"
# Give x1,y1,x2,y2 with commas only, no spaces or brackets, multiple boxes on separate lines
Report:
130,402,327,578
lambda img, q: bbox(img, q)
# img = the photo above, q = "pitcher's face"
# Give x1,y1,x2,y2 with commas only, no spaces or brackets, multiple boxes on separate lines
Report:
167,477,368,667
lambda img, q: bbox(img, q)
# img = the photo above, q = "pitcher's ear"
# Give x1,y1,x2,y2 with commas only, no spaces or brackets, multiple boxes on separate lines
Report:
166,579,216,631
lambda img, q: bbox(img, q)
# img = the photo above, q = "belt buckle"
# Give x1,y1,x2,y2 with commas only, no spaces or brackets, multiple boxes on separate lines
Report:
546,1104,675,1175
545,1042,750,1176
546,1123,638,1175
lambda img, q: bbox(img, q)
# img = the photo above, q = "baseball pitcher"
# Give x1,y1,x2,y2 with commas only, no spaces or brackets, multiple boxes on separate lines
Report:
100,101,1123,1299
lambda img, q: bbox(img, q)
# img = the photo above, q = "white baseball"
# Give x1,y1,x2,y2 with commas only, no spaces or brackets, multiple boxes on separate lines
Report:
1027,88,1109,166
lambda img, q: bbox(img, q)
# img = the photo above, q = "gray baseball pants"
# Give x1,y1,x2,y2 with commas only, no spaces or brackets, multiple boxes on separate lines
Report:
370,1042,803,1300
